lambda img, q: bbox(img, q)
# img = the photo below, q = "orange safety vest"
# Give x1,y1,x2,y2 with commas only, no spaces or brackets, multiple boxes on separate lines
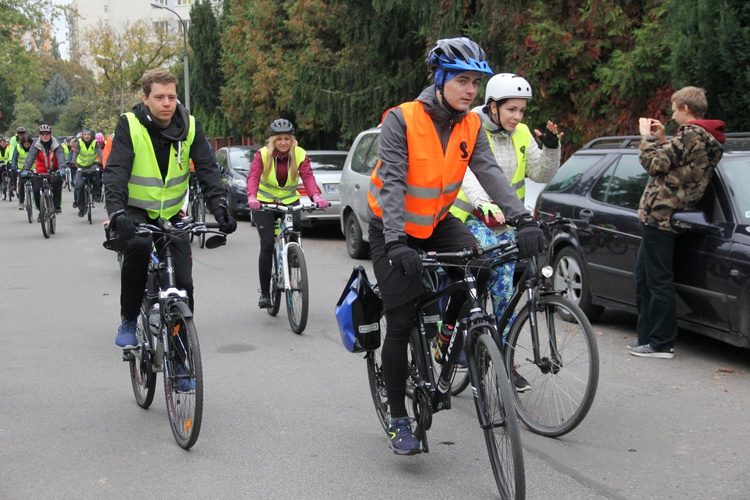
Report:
368,101,480,238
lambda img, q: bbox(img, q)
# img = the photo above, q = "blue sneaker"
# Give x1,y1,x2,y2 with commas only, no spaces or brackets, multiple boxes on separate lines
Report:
174,362,196,393
115,319,138,349
388,417,421,455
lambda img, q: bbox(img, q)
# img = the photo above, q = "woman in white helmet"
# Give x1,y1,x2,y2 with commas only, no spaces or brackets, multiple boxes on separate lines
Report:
448,72,563,392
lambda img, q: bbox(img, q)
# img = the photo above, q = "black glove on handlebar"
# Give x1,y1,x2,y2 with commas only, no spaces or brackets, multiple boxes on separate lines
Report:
213,205,237,234
515,215,547,259
113,215,136,240
539,129,560,149
386,241,422,277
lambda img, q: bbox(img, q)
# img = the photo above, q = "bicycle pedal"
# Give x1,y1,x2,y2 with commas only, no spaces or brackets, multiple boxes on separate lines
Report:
122,351,135,362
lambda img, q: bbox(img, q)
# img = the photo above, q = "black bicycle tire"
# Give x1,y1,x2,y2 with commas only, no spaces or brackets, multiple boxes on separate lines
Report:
49,196,55,235
286,245,309,334
473,332,526,500
268,250,282,316
1,178,6,201
504,294,599,437
197,197,206,248
87,185,93,225
366,313,390,433
26,184,33,223
163,306,203,449
130,307,156,409
40,194,50,238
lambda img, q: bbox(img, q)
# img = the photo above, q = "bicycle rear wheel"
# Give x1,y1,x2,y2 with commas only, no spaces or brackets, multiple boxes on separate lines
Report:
366,313,389,433
163,306,203,449
130,307,156,408
473,332,525,500
286,245,309,334
40,194,50,238
267,250,282,316
504,294,599,437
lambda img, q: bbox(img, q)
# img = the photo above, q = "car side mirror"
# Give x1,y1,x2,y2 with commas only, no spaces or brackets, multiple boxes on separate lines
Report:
671,210,721,235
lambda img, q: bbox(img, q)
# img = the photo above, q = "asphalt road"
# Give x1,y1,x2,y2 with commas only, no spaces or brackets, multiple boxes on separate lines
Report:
1,196,749,499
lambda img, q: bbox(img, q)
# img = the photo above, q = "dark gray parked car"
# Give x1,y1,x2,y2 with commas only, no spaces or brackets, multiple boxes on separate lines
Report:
534,133,750,348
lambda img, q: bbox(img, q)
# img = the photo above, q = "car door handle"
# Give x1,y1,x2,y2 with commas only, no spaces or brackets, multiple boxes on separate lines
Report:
579,209,594,221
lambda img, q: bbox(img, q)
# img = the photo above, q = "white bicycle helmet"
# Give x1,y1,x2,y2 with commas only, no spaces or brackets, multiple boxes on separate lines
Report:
485,73,532,104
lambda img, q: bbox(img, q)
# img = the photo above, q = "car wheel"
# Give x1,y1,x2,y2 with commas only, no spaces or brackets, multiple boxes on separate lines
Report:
345,212,369,259
552,246,604,322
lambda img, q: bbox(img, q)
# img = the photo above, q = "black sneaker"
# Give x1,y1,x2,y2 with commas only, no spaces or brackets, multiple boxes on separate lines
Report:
72,201,77,208
78,209,84,218
513,368,532,392
258,293,272,308
387,417,421,455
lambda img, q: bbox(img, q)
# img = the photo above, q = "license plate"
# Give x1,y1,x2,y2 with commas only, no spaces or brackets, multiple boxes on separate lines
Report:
324,184,339,194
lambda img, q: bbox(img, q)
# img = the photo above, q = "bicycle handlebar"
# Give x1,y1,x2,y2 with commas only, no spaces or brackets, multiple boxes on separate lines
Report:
259,203,321,213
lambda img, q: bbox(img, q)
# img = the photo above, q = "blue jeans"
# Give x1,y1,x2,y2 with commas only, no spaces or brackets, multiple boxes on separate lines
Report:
634,223,678,350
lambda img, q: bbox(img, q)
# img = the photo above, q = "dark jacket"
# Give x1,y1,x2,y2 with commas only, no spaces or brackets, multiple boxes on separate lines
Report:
104,101,225,217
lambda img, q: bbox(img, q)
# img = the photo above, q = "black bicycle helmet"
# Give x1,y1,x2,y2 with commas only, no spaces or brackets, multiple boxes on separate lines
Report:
427,37,493,76
269,119,295,135
38,124,52,133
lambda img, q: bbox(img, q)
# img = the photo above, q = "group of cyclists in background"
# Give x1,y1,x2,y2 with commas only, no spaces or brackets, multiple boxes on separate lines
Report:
0,124,109,222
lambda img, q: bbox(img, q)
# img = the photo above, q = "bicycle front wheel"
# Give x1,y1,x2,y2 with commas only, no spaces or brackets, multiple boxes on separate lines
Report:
86,186,93,225
473,332,525,500
286,245,309,334
1,180,6,201
49,206,55,235
130,308,156,409
163,307,203,449
504,294,599,437
26,186,33,223
40,194,50,238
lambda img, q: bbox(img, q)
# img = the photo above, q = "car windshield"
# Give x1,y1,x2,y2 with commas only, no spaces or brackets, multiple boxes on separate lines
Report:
229,149,257,174
545,154,605,191
309,154,346,171
719,155,750,224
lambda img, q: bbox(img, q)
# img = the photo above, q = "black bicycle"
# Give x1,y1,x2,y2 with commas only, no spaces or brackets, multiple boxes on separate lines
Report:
81,167,101,225
21,172,34,224
0,163,13,202
187,173,207,248
38,173,57,239
366,244,525,499
108,211,226,449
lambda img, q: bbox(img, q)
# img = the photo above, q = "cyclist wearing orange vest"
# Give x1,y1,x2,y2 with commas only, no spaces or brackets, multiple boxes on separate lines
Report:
367,37,546,455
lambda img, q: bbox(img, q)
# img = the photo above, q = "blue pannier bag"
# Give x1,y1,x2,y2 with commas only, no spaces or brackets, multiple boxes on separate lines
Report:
335,265,382,353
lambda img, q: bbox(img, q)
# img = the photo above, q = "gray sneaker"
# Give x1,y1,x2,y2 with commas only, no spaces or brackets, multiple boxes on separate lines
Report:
629,344,674,359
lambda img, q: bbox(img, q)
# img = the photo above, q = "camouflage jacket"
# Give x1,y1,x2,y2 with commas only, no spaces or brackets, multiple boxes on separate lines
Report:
638,123,725,232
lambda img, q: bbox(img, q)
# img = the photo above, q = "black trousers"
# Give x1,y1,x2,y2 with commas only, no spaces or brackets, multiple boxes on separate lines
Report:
120,208,193,321
369,214,489,418
252,202,301,295
76,168,101,208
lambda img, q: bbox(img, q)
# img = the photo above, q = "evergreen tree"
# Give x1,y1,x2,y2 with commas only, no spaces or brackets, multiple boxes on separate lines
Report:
669,0,750,130
188,0,227,136
45,74,73,106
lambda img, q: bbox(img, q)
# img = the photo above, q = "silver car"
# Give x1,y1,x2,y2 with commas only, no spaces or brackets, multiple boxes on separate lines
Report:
298,150,348,227
338,127,381,259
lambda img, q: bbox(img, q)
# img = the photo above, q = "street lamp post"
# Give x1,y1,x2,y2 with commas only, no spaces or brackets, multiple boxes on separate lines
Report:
95,55,124,115
151,2,190,112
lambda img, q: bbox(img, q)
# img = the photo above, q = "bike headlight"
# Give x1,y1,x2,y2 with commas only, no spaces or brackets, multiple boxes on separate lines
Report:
541,265,553,278
231,178,247,189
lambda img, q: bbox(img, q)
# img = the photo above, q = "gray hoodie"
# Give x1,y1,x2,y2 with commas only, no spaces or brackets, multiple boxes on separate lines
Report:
372,85,529,246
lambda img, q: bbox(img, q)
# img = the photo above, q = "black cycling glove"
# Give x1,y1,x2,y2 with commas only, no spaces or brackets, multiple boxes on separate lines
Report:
515,215,547,259
213,206,237,234
114,215,136,240
539,129,560,149
386,241,422,277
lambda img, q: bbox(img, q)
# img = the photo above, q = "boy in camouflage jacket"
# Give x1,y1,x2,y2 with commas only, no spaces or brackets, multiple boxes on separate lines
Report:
630,86,726,358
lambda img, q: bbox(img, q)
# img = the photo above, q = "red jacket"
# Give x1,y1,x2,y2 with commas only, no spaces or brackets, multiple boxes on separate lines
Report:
25,137,65,174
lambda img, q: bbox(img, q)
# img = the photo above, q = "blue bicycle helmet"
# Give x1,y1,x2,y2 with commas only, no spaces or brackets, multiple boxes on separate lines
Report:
427,37,493,76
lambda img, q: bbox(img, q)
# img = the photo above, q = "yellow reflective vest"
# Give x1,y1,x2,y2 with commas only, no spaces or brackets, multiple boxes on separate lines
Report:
256,146,304,204
125,113,195,219
449,124,532,222
77,139,97,166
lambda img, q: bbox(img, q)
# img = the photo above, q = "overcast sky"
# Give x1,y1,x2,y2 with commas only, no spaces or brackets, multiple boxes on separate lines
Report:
53,0,69,59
